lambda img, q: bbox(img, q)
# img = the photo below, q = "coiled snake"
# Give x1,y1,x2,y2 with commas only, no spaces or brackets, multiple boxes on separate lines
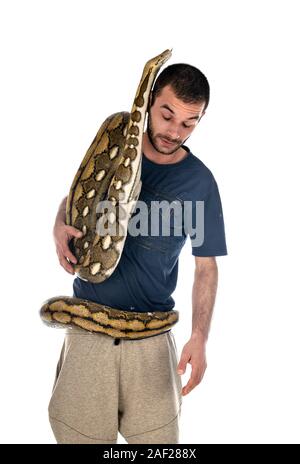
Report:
39,49,180,339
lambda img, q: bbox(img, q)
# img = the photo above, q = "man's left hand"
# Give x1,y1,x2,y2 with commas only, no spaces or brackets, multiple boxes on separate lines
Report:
177,334,207,396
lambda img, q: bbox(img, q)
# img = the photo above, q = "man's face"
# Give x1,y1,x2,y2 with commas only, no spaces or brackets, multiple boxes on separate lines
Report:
146,84,206,155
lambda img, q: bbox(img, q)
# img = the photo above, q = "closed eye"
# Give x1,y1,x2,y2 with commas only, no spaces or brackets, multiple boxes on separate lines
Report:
162,116,192,129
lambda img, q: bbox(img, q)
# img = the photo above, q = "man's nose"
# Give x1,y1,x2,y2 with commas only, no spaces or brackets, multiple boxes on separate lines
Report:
166,127,181,140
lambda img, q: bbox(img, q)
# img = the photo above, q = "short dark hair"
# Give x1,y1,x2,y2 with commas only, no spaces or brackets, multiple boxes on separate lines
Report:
151,63,210,111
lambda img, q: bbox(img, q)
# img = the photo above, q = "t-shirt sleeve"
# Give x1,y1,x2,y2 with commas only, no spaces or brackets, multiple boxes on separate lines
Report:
189,175,228,257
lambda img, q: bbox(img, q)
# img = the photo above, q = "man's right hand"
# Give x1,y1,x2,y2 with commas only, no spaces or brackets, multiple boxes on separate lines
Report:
53,221,83,275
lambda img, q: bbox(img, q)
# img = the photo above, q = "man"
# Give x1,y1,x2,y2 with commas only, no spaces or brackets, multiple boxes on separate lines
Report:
48,63,227,444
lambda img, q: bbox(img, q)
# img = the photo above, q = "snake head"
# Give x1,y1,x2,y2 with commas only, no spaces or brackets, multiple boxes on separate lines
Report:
146,49,172,69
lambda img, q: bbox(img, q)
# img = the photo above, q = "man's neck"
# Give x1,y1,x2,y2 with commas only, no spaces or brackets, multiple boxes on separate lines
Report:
142,132,188,165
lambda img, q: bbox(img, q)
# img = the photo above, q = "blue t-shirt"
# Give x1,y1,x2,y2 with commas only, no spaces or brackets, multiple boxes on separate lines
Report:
73,145,228,312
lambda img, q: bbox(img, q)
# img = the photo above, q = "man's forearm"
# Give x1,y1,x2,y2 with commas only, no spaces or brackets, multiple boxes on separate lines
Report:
191,262,218,343
55,196,68,226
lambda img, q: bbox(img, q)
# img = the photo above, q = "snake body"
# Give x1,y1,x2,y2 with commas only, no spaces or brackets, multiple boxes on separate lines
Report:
40,49,180,338
40,296,179,339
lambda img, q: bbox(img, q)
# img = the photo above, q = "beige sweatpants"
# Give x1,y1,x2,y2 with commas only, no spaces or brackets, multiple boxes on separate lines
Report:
48,325,183,444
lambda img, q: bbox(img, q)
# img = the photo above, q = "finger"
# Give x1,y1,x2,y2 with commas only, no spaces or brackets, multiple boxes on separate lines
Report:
58,253,75,274
182,367,202,395
177,355,190,374
182,378,198,396
61,245,77,264
65,226,83,238
57,245,76,272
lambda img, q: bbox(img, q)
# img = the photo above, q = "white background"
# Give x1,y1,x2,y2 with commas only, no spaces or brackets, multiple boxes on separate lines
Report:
0,0,299,444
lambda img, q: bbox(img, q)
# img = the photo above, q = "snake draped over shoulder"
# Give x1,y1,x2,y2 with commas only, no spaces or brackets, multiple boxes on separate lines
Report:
40,49,180,339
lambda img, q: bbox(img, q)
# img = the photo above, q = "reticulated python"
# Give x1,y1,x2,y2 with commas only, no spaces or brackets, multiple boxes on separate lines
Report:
40,49,180,339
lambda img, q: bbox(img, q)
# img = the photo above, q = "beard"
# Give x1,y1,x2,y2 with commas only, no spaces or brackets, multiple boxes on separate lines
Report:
146,111,189,155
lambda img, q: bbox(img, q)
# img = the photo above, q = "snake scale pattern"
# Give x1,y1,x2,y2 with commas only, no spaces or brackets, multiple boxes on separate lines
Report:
40,49,180,338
